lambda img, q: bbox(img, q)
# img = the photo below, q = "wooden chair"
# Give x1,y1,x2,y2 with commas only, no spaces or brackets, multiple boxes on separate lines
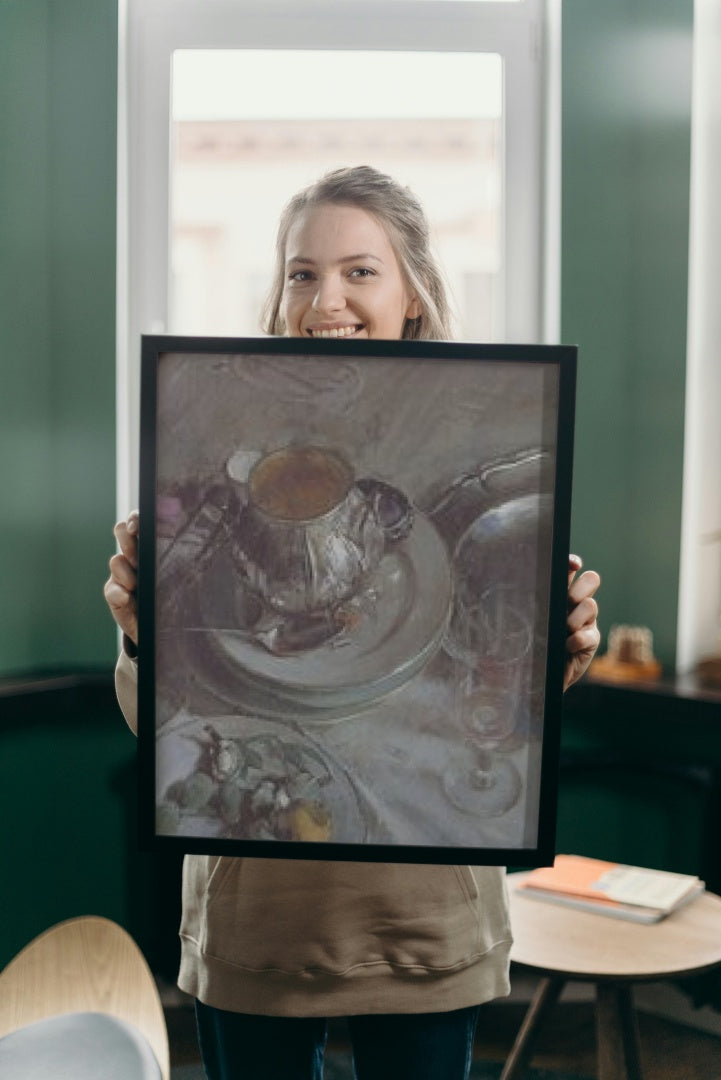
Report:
502,873,721,1080
0,915,170,1079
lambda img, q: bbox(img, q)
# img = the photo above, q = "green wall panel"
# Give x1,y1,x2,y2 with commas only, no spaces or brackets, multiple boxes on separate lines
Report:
0,685,183,974
559,683,721,888
0,0,118,675
0,3,55,668
562,0,693,669
0,706,133,967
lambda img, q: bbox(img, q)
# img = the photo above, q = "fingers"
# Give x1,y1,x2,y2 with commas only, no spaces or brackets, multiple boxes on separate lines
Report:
103,575,135,619
105,511,140,645
567,568,601,651
563,618,601,689
108,550,137,591
568,567,601,610
113,510,139,568
103,575,138,644
567,564,601,642
564,558,601,690
567,553,583,588
566,591,599,636
565,622,601,658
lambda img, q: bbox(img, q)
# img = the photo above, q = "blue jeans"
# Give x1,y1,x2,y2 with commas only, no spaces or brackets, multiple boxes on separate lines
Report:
195,1000,481,1080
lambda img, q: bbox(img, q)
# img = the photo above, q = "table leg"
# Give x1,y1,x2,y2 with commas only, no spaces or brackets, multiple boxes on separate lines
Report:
499,976,565,1080
596,982,643,1080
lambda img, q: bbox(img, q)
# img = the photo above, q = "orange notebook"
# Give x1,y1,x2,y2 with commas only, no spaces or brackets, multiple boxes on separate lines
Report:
517,855,704,923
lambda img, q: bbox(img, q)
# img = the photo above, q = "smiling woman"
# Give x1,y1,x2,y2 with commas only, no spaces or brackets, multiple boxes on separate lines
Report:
105,149,600,1080
263,167,451,341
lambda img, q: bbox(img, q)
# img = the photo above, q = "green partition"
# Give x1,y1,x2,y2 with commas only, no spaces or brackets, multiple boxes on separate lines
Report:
0,681,184,976
0,0,118,675
0,0,133,976
562,0,693,670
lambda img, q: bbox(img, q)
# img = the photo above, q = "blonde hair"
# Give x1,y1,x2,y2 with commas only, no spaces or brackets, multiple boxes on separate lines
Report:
262,165,454,341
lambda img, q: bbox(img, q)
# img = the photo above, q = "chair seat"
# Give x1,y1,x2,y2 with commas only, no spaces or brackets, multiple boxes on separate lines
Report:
0,1011,163,1080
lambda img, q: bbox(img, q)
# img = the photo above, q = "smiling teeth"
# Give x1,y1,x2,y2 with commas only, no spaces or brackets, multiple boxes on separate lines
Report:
311,326,359,338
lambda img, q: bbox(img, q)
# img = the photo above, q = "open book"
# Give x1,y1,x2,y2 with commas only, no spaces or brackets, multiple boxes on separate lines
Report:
516,854,705,923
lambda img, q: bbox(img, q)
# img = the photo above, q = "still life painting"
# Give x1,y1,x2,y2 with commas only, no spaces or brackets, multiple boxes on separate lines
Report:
138,336,576,863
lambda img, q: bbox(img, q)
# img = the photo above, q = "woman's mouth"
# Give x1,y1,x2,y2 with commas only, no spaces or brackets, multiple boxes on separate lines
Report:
307,324,364,339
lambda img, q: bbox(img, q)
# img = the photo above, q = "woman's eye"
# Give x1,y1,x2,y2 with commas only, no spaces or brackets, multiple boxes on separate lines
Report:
349,267,375,279
288,270,313,283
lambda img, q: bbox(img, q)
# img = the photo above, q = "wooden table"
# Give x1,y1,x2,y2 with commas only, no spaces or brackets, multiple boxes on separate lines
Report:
503,872,721,1080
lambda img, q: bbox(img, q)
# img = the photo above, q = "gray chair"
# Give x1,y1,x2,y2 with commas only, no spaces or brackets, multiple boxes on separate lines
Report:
0,915,170,1079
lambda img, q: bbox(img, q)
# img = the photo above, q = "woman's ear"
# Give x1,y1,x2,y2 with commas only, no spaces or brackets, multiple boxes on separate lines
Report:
406,296,423,320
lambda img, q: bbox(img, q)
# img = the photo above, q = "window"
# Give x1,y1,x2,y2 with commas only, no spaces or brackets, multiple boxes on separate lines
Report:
118,0,557,509
169,49,503,340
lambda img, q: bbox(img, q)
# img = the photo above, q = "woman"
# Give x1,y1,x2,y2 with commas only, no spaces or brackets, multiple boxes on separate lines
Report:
106,166,601,1080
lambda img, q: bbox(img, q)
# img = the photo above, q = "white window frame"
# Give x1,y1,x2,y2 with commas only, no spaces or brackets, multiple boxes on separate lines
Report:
116,0,559,511
676,0,721,675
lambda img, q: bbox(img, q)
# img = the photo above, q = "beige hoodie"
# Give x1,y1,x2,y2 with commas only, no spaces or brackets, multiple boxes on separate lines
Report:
116,651,512,1016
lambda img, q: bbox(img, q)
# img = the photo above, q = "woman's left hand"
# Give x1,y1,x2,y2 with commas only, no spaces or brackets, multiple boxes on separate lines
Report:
564,554,601,691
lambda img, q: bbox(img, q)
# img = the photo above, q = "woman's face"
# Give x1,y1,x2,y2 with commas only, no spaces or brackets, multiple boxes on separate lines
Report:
280,203,421,340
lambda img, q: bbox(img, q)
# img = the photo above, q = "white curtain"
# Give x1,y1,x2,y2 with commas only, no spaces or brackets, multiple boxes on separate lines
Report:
677,0,721,672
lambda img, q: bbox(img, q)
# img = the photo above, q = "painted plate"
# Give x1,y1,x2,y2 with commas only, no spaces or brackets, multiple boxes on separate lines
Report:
162,512,452,719
155,713,369,844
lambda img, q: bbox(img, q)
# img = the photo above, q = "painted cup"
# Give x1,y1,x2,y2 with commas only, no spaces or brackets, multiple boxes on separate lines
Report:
232,445,413,615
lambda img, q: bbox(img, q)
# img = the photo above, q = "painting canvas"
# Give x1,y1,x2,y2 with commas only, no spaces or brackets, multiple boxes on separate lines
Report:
137,336,576,864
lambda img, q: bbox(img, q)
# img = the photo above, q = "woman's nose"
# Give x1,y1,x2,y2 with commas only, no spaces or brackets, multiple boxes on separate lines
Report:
312,274,345,314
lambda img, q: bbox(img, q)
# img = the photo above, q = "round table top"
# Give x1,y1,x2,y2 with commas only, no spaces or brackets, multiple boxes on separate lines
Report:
508,871,721,981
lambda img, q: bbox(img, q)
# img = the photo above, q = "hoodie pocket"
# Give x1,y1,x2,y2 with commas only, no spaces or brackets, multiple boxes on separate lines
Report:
183,857,509,976
179,854,235,948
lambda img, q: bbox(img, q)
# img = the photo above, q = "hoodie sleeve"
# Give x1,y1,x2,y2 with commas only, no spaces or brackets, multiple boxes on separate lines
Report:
115,643,139,736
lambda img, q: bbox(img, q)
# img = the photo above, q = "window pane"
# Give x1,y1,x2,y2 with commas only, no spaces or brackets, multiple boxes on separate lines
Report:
170,50,503,340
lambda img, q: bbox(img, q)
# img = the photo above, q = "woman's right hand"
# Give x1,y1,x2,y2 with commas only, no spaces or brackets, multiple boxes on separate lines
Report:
104,510,139,646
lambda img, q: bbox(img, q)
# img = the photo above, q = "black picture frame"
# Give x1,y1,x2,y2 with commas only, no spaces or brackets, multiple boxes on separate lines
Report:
138,335,576,865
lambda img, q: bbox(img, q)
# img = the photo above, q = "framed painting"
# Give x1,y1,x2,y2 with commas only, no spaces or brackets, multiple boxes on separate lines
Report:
137,336,576,864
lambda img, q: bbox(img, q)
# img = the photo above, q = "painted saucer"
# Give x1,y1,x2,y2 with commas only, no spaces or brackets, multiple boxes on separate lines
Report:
169,512,452,719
